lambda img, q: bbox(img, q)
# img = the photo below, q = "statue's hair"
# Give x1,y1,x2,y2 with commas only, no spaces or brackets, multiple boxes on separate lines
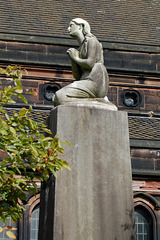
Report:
71,18,93,37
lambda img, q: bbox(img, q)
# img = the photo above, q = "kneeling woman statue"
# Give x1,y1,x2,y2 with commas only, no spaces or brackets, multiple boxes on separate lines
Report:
53,18,109,106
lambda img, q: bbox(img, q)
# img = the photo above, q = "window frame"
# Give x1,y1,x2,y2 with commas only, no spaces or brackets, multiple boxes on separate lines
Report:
19,194,40,240
134,197,158,240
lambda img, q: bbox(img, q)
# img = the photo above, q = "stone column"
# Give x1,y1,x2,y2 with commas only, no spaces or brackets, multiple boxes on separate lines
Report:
49,104,135,240
38,175,55,240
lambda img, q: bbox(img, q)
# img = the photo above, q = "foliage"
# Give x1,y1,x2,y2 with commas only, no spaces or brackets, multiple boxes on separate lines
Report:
0,66,70,238
0,223,17,239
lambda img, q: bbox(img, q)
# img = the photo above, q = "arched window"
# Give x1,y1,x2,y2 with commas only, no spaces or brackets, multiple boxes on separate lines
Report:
0,194,40,240
30,204,40,240
134,193,158,240
135,206,153,240
22,194,40,240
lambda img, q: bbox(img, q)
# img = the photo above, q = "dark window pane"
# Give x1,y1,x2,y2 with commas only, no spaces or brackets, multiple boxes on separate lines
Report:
135,206,153,240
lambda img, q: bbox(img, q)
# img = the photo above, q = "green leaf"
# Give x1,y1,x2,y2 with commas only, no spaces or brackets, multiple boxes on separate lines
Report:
63,164,71,171
14,167,21,175
18,95,28,104
2,193,6,199
66,141,72,146
28,105,32,113
42,128,52,134
9,127,16,135
50,168,57,178
19,108,27,116
41,137,53,142
43,169,49,181
5,113,10,120
14,79,22,88
15,88,23,93
28,119,34,129
6,148,17,154
0,129,8,135
0,108,6,114
12,122,18,127
30,145,38,155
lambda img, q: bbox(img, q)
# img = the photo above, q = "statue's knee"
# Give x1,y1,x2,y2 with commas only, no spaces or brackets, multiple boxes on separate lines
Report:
52,91,60,106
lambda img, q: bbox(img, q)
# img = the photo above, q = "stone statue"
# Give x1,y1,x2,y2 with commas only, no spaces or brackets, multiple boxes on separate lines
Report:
53,18,116,110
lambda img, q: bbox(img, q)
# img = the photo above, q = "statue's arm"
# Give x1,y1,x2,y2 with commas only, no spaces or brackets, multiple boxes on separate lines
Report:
67,49,82,80
70,59,82,80
68,38,97,70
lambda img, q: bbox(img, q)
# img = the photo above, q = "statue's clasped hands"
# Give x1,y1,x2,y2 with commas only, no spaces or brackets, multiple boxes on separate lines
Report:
67,48,79,60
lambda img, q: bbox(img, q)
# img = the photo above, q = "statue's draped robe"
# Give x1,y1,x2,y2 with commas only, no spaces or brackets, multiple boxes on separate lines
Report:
53,36,109,106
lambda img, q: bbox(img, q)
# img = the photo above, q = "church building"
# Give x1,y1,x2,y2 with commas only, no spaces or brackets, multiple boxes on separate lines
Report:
0,0,160,239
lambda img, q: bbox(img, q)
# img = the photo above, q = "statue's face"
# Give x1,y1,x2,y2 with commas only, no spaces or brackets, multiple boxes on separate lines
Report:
68,21,81,37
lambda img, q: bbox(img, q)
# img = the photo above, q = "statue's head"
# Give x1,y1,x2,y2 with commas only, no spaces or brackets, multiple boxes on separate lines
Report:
68,18,92,38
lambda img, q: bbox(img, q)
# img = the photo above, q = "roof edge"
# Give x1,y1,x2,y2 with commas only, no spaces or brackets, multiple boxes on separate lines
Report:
0,32,159,53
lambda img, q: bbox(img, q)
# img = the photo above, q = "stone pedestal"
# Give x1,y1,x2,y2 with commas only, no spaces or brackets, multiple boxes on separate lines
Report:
49,104,135,240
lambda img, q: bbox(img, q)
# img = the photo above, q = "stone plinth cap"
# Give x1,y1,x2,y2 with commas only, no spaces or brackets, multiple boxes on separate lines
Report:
57,97,118,111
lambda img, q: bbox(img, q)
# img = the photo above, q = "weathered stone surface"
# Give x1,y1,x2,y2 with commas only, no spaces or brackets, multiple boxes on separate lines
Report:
49,105,135,240
58,97,118,111
38,175,55,240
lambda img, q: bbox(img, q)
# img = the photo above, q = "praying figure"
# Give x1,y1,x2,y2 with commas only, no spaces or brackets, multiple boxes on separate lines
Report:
53,18,109,106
